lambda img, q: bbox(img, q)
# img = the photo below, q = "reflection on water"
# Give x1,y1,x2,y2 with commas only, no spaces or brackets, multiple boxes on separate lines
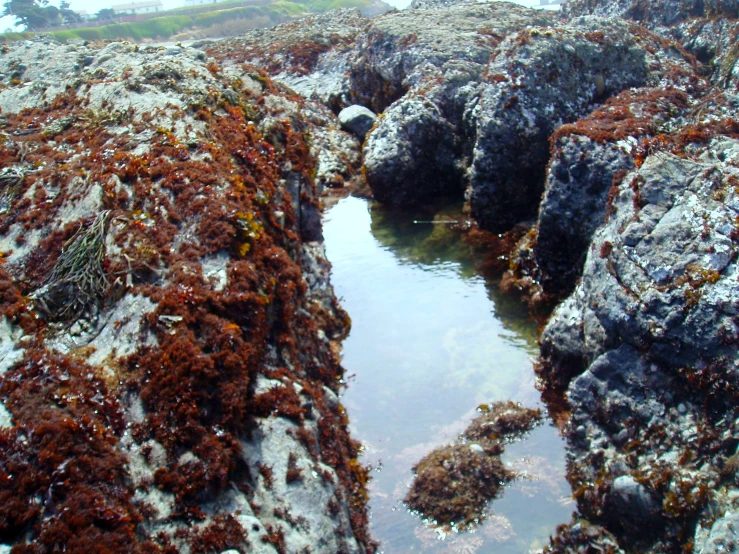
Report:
323,197,574,553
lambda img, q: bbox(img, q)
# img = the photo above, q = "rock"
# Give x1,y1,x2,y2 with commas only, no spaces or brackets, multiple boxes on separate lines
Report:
541,518,625,553
609,475,659,522
351,4,699,230
469,18,696,232
697,511,739,553
208,9,369,107
0,37,373,553
338,104,377,137
363,96,463,205
506,85,693,300
405,401,541,529
537,78,739,550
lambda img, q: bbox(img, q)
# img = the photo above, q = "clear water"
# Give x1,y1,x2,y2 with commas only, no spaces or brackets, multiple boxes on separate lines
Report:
323,197,574,554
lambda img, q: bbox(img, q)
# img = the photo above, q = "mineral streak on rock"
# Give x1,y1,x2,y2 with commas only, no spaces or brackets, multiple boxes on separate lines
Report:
0,37,374,553
404,401,541,530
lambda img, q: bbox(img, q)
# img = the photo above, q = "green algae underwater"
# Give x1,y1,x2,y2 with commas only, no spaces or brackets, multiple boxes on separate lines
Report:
323,196,575,553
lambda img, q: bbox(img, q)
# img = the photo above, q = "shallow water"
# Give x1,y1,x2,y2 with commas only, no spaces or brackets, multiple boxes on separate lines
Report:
323,196,574,554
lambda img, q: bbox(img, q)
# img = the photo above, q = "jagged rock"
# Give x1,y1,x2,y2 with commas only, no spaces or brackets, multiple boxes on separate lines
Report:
469,18,698,232
506,86,694,300
207,23,366,191
353,3,699,233
538,90,739,549
0,36,373,553
209,9,370,107
338,104,377,137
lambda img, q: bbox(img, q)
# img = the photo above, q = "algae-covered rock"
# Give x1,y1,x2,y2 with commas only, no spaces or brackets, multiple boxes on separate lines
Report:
405,401,541,529
363,95,463,205
354,3,700,234
537,100,739,550
0,36,374,553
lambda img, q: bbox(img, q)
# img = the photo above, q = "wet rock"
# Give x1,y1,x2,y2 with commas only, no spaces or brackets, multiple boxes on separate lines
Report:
405,401,541,529
537,79,739,550
507,85,694,301
338,104,377,137
609,475,659,522
363,96,462,205
469,18,693,232
0,37,373,553
542,518,625,554
697,511,739,553
352,4,699,231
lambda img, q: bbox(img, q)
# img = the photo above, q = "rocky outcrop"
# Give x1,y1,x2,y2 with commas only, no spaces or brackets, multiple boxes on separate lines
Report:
563,0,739,28
0,36,374,553
350,2,702,232
534,68,739,551
504,86,697,302
467,18,695,231
208,9,369,108
206,11,367,191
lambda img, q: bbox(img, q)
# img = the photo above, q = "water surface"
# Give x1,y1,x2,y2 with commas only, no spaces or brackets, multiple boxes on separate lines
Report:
323,197,574,553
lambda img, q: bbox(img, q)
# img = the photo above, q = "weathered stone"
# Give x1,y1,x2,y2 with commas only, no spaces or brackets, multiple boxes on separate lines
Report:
697,511,739,553
338,104,377,137
363,96,462,205
0,36,372,553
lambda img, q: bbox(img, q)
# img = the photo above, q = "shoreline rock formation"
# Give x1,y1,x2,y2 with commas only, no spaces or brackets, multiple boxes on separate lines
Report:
0,37,374,553
3,0,739,551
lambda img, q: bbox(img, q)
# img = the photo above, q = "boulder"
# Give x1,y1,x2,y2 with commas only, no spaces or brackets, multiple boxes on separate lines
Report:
363,95,463,205
469,18,696,232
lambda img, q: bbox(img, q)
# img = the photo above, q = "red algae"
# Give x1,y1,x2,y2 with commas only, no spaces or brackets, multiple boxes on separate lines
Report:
405,402,541,530
0,40,374,553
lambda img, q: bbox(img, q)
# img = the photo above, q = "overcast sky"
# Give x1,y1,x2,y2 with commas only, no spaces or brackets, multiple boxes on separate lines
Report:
1,0,549,34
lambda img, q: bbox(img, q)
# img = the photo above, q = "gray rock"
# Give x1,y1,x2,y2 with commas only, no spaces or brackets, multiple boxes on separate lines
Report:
698,512,739,553
211,9,369,106
609,475,659,522
338,104,376,137
469,18,675,232
363,95,463,205
563,0,738,27
537,84,739,550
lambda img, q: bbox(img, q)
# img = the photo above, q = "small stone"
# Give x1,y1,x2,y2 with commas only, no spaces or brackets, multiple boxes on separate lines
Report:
610,475,658,521
338,105,377,138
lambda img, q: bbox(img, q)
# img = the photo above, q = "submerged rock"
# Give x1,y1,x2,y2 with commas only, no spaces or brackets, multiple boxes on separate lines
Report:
0,36,374,553
405,401,541,529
